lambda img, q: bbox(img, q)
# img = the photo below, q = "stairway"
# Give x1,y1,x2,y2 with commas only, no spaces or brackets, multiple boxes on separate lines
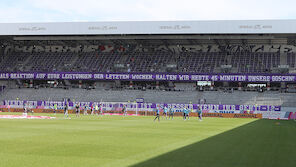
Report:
280,53,287,65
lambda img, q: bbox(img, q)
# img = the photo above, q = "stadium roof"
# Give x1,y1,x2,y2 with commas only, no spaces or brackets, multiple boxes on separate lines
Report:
1,20,296,36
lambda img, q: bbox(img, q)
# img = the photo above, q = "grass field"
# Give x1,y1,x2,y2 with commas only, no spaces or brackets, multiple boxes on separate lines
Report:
0,113,295,167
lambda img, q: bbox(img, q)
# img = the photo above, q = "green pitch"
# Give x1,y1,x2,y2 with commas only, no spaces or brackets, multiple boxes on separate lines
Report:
0,113,295,167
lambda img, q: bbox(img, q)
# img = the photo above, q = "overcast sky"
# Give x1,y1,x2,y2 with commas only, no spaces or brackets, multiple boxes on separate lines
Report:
0,0,295,23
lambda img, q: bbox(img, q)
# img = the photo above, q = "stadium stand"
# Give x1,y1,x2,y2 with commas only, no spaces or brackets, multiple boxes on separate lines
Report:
231,52,280,73
0,48,291,73
1,20,296,112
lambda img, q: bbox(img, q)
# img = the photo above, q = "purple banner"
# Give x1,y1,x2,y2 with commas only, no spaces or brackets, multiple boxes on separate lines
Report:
3,100,281,112
0,72,295,82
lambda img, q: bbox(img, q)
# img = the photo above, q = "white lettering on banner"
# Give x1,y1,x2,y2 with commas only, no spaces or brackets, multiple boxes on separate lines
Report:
179,75,190,80
173,104,186,109
139,103,146,109
222,105,228,110
79,102,90,106
36,73,46,79
166,75,177,80
0,73,9,79
10,73,34,79
220,75,246,81
207,105,213,110
1,72,296,82
232,105,236,110
211,75,219,81
170,103,177,108
209,105,219,110
138,103,153,109
191,75,209,81
106,74,129,80
155,75,178,80
26,101,37,107
269,105,275,111
9,100,13,105
271,76,294,82
244,105,255,111
45,101,51,107
48,101,64,107
93,74,104,79
214,111,235,114
41,101,45,106
131,74,153,80
218,105,235,110
239,105,244,111
155,75,166,80
146,103,153,108
3,100,285,114
248,75,270,82
62,74,92,80
202,105,209,110
47,74,60,79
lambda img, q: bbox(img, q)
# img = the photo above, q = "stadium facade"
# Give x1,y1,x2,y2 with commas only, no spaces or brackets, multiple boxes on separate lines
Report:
1,20,296,35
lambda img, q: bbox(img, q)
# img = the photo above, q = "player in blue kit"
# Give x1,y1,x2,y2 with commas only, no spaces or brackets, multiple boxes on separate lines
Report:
168,106,174,120
99,103,103,116
186,106,190,120
154,105,160,122
122,104,127,116
83,105,88,115
183,107,190,121
197,106,202,121
183,107,188,121
64,101,69,119
162,106,168,119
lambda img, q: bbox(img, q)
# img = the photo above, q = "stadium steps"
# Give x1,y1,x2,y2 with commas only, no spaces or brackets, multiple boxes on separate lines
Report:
22,53,35,70
280,53,287,65
0,88,295,107
69,54,80,68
